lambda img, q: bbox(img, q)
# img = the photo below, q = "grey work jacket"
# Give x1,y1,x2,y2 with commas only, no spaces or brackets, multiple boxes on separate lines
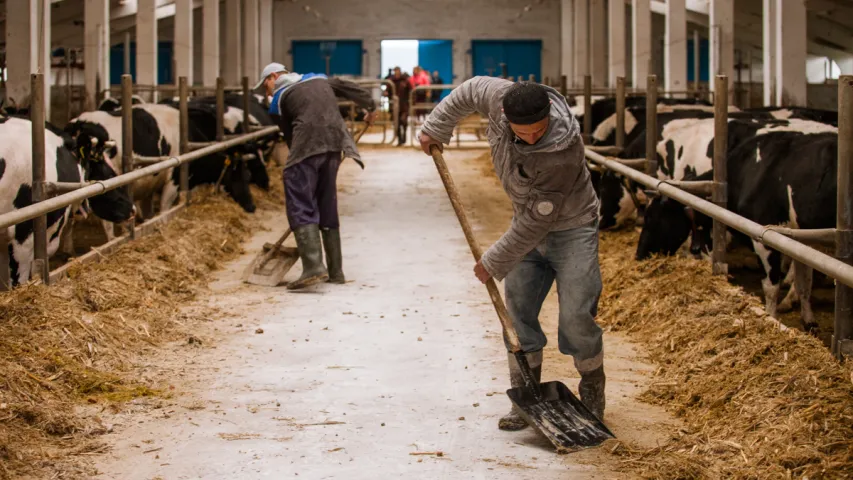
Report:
420,76,599,281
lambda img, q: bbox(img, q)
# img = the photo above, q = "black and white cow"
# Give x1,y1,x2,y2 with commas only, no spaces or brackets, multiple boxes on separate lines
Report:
635,118,839,332
0,116,134,286
97,95,147,111
167,101,265,213
65,104,181,240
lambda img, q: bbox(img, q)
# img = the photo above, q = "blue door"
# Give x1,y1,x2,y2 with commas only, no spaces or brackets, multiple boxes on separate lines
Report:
110,41,174,85
417,40,453,99
687,38,710,83
291,40,363,76
471,40,542,81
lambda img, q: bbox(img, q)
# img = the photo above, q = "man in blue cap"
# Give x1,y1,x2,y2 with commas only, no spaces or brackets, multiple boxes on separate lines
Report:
255,62,377,290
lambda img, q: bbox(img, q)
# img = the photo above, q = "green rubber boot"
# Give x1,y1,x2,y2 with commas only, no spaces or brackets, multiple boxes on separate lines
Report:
321,228,345,284
287,224,329,290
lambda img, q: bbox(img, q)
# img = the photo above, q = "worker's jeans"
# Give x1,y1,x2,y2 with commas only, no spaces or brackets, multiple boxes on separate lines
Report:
503,218,604,374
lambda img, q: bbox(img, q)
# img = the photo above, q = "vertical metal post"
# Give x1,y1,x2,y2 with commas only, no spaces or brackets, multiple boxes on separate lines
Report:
122,74,135,240
179,76,190,205
616,76,626,150
242,76,250,134
693,29,700,98
216,77,225,142
560,75,568,97
124,31,132,76
583,75,592,142
528,74,535,83
835,75,853,359
66,49,72,123
747,49,753,109
645,75,658,177
712,75,728,276
30,73,49,284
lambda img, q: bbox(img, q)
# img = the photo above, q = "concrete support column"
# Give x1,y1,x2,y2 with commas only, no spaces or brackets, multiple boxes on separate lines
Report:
573,0,588,87
590,0,607,87
608,0,626,87
632,0,651,89
762,0,776,106
137,0,158,99
775,0,807,106
560,0,575,84
665,0,687,94
84,0,109,109
364,38,381,79
709,0,734,102
6,0,50,117
224,0,242,84
259,0,274,67
203,0,220,86
243,0,259,81
175,0,193,85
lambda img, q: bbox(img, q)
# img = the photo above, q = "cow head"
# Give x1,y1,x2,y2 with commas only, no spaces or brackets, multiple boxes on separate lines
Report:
219,149,257,214
596,171,640,230
243,145,270,190
63,122,134,223
635,195,694,260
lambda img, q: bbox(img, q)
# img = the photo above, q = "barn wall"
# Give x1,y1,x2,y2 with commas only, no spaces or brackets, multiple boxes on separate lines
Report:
271,0,562,82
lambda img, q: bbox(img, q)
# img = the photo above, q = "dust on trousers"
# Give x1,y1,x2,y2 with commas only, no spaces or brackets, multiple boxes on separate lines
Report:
284,151,342,229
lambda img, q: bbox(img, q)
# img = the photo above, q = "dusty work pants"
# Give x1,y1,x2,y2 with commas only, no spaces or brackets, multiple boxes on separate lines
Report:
503,218,604,374
283,151,342,229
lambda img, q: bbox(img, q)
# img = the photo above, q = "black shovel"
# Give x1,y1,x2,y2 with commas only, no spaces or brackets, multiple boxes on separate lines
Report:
429,146,615,453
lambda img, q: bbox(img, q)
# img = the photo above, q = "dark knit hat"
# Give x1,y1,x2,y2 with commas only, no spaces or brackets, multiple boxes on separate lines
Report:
502,82,551,125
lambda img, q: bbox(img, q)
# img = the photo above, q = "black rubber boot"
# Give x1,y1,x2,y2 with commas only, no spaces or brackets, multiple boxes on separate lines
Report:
287,224,329,290
321,228,345,284
578,365,606,420
498,350,542,431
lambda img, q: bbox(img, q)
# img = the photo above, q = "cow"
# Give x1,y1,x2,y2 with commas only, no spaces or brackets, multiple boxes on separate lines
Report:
65,104,181,240
97,95,147,111
158,95,273,192
0,116,134,286
635,119,839,333
166,101,265,213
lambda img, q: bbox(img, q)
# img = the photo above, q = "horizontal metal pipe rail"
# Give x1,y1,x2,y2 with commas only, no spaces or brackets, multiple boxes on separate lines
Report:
0,126,280,231
585,149,853,289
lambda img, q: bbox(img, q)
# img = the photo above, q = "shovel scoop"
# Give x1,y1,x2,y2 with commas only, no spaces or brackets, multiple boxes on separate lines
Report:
429,146,614,453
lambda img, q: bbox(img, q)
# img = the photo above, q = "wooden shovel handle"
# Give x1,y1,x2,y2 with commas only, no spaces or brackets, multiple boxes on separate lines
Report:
258,228,292,269
429,146,522,352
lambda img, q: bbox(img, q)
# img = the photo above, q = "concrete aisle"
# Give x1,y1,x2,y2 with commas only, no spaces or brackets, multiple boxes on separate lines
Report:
93,148,675,480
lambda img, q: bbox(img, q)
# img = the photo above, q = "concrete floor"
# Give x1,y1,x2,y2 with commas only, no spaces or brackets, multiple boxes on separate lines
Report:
92,147,677,480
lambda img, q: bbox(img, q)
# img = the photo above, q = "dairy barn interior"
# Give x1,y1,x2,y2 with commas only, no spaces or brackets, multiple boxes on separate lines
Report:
0,0,852,478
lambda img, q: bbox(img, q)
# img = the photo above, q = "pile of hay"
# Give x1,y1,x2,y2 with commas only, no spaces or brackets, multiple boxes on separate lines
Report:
598,230,853,479
0,187,255,480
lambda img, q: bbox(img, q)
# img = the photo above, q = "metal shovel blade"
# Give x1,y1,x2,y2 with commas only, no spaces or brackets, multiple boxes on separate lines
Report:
506,381,615,453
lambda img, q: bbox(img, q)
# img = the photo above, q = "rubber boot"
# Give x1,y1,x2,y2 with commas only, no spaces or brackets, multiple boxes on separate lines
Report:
498,350,542,431
287,224,329,290
321,228,345,284
578,365,606,420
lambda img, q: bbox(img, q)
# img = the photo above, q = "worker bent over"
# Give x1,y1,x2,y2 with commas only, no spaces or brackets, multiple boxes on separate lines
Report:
256,62,377,290
418,78,605,426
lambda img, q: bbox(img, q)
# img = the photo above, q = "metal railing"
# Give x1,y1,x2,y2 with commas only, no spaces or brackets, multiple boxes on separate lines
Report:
408,84,489,149
0,74,279,290
586,74,853,361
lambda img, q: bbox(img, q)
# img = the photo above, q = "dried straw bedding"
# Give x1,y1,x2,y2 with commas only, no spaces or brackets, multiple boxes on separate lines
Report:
598,229,853,479
0,173,284,479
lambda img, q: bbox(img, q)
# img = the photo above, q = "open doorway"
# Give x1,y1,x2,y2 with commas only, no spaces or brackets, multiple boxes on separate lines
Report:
380,39,453,100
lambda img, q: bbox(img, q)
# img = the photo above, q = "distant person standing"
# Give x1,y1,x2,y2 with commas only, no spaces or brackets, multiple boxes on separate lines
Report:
386,66,412,146
430,70,444,103
410,66,431,120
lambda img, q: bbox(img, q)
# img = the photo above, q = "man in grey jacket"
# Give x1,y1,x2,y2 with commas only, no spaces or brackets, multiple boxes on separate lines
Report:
256,62,377,290
418,78,605,428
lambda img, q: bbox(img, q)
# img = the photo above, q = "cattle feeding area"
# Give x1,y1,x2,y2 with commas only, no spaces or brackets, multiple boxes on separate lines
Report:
1,71,853,479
